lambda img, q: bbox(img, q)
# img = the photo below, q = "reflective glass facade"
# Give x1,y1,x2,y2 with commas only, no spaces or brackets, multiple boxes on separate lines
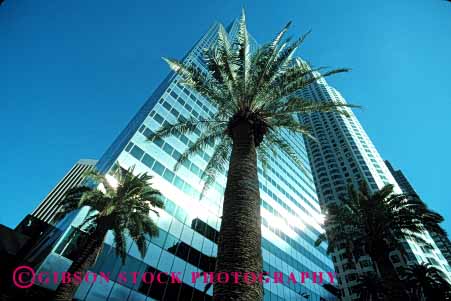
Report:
36,18,337,301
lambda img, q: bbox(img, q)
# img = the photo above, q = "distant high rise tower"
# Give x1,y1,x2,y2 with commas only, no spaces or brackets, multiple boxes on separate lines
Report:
32,19,338,301
385,160,451,267
298,73,451,300
384,160,416,196
31,159,97,224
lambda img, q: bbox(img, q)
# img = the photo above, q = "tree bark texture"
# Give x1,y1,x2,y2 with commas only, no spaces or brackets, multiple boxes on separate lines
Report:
213,121,263,301
53,230,105,301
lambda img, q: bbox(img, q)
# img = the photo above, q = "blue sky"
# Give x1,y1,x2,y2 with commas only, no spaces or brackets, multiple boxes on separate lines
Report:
1,0,450,233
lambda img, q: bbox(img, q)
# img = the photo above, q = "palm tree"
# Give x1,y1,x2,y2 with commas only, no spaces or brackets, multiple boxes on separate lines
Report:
402,263,451,301
354,272,384,301
150,10,355,301
52,166,164,301
315,182,445,300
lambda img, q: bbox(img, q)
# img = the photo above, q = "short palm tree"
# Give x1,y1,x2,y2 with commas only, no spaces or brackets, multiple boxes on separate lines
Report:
354,272,384,301
151,11,355,301
315,182,445,299
53,166,163,301
402,263,451,301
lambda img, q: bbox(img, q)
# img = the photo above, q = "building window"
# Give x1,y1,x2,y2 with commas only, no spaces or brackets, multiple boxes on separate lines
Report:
390,254,401,263
130,145,144,160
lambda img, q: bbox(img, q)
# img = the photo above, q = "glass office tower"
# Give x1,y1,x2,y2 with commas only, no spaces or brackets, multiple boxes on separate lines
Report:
298,73,451,300
33,18,337,301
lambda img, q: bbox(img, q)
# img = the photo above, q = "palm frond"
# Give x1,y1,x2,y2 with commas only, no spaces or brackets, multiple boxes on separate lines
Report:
53,186,93,222
317,179,446,272
234,9,250,104
157,15,358,199
264,130,307,172
199,138,232,198
264,30,312,86
112,225,127,264
277,97,359,117
55,165,163,264
315,233,327,247
146,117,222,142
163,57,232,111
278,68,350,99
266,114,317,142
256,140,273,176
248,22,293,102
174,126,226,171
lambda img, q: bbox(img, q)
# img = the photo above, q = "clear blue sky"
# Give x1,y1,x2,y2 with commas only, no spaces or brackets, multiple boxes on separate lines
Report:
1,1,450,234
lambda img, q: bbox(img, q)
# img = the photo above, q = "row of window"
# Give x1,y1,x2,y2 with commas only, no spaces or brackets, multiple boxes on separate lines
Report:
154,89,320,216
259,180,320,235
260,150,319,210
137,123,224,194
145,90,329,246
126,141,204,201
263,260,330,300
131,128,327,269
262,219,332,273
153,179,333,293
126,137,333,280
261,199,324,255
169,84,215,118
158,73,323,213
258,165,319,219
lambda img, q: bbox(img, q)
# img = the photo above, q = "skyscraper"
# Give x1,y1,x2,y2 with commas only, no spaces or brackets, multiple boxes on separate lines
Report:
385,160,451,267
298,73,451,299
31,159,98,224
32,19,338,301
384,160,417,196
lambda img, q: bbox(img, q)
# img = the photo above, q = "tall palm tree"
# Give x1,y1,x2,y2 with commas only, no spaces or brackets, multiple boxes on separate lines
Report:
315,182,445,300
402,263,451,301
150,10,355,301
52,166,164,301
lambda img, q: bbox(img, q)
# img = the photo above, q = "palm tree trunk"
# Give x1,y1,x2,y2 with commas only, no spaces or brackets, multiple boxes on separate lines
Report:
53,230,105,301
372,252,407,301
213,121,263,301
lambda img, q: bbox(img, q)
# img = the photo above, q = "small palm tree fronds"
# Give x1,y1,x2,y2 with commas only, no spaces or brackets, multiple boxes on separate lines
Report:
316,181,447,300
354,272,384,301
53,166,163,301
319,182,446,258
53,186,93,222
401,263,451,300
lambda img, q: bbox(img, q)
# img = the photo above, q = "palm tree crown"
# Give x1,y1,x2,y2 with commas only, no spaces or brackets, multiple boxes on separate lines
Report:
53,166,164,300
150,10,355,194
402,263,451,300
315,182,446,299
354,272,384,301
56,166,164,261
316,182,445,259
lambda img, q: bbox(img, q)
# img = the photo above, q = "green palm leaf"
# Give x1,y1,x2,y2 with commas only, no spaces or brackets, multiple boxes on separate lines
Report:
152,11,355,195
